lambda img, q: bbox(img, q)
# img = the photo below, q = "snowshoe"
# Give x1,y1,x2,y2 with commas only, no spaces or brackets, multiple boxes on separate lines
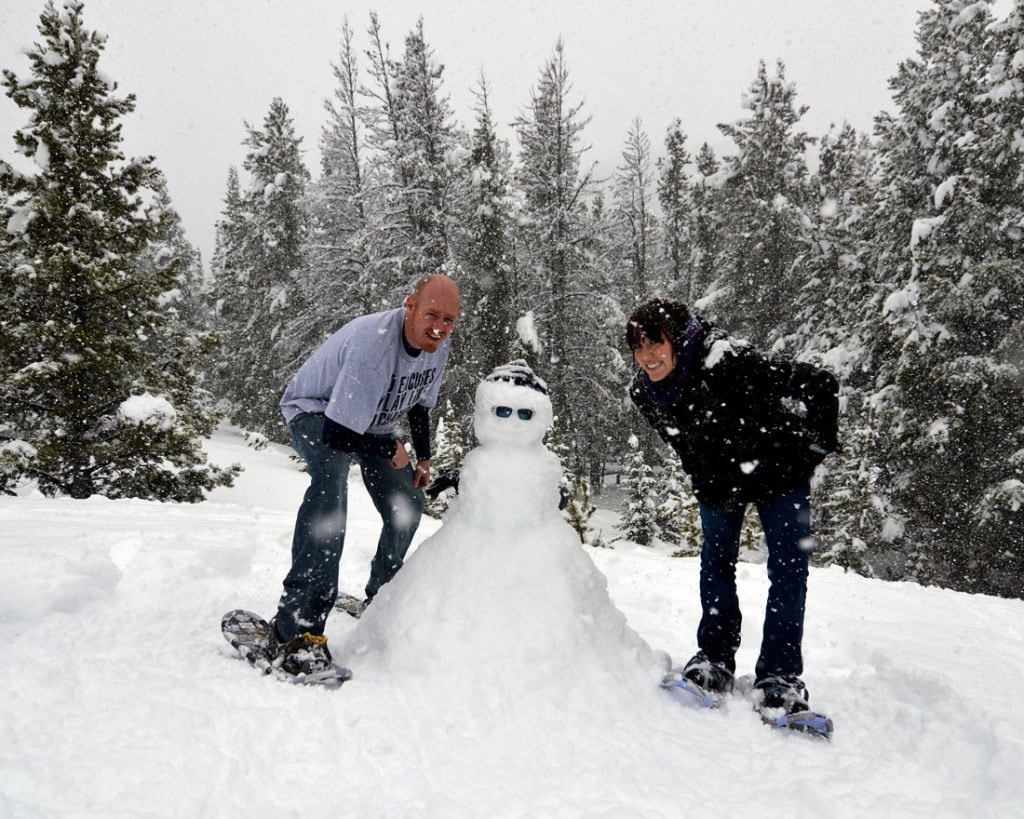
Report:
660,669,723,709
334,592,369,619
221,609,352,687
745,674,833,739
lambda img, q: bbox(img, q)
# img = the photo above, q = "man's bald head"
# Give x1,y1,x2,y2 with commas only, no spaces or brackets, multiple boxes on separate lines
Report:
404,274,461,353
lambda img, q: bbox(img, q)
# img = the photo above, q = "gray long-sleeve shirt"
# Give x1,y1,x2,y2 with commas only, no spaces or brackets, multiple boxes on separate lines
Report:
280,307,450,438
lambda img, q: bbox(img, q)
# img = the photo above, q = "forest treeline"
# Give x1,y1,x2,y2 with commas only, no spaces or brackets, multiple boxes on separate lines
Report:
2,0,1023,598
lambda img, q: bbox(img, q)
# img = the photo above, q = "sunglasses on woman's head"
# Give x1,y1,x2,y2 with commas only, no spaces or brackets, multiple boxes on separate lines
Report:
493,406,534,420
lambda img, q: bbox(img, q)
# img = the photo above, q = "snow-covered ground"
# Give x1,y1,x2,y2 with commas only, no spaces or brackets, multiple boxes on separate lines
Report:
2,425,1023,818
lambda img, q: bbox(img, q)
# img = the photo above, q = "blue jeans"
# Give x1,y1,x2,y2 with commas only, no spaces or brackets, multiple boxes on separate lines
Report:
274,413,424,640
696,483,811,680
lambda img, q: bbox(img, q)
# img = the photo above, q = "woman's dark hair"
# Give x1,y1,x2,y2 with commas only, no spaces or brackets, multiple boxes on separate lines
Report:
625,298,691,350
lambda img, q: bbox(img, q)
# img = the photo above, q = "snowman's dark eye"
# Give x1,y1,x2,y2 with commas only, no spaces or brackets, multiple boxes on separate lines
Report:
494,406,534,421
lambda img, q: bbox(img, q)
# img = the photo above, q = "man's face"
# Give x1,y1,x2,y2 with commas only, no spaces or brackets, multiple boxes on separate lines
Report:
404,282,461,353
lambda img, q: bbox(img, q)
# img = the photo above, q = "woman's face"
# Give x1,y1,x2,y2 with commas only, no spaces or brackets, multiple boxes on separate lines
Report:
633,331,677,382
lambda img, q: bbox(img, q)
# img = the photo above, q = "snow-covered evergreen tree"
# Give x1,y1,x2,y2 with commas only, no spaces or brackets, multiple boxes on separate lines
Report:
513,40,625,489
513,38,596,388
812,402,880,577
206,166,244,400
870,0,1024,596
563,473,598,545
0,1,238,500
655,455,701,553
712,60,815,344
613,118,657,305
444,77,520,417
546,414,600,541
360,15,461,302
655,119,693,301
320,17,368,247
969,0,1024,596
358,12,406,303
620,437,659,546
689,143,724,306
291,17,372,351
210,98,309,440
424,401,467,519
144,177,209,333
462,78,517,370
795,123,878,358
782,122,885,575
390,18,462,277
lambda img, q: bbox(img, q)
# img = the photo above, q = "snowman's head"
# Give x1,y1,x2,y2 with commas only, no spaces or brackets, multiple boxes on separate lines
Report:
473,360,553,448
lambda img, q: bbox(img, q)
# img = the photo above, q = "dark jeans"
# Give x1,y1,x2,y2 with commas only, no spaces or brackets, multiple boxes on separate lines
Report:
696,482,811,681
274,413,424,640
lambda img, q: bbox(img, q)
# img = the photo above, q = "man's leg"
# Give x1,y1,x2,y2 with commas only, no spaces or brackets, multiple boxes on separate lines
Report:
696,501,746,672
276,413,351,639
754,483,812,680
358,455,424,600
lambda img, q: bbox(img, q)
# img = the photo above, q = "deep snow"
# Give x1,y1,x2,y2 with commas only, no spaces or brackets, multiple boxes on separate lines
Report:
1,425,1023,818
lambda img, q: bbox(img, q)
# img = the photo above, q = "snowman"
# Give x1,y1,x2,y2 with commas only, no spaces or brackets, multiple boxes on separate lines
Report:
340,361,668,693
457,360,563,529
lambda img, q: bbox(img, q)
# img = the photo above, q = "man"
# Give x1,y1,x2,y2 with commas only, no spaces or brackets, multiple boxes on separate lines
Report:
626,298,838,723
269,273,461,678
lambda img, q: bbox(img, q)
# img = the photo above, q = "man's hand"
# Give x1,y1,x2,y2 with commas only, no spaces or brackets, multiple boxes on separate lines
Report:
391,440,411,470
413,459,432,489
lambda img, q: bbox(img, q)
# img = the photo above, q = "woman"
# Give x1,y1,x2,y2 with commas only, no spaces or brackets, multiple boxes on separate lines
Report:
627,298,838,719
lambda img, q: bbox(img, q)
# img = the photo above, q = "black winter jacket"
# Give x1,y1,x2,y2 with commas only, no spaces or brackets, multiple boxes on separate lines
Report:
629,321,839,510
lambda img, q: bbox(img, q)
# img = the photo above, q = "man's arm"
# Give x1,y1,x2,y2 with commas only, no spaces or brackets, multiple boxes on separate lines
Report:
407,404,432,488
407,404,432,460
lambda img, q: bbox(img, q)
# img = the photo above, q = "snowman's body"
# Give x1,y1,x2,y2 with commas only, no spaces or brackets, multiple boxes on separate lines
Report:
341,363,667,690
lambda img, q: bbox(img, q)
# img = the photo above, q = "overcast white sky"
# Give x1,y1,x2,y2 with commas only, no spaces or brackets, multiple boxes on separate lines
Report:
0,1,1002,267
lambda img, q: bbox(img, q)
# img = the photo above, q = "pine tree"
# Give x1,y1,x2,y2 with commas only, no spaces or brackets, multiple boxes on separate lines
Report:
513,40,623,489
543,411,600,543
656,119,693,301
293,17,373,350
613,118,657,305
713,60,815,344
812,401,880,577
0,1,238,500
870,0,1024,596
513,38,596,386
144,176,209,332
776,122,885,576
563,473,598,545
738,506,766,557
321,17,368,245
656,455,701,554
206,166,244,401
620,437,659,545
360,15,461,299
211,98,309,439
424,400,467,519
796,123,878,358
969,0,1024,597
359,11,406,304
689,143,724,305
391,18,461,278
445,76,519,417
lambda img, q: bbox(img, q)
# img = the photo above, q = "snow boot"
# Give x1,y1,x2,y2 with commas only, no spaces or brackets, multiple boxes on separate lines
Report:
751,674,809,714
268,620,336,678
681,651,735,694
